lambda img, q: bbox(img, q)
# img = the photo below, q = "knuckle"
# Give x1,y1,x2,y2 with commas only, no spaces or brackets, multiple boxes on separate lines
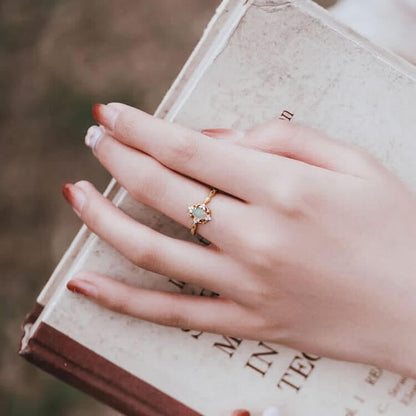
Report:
131,164,166,205
162,302,188,328
80,199,101,230
244,279,275,306
112,106,133,135
243,228,284,272
240,307,292,343
168,133,199,164
130,243,158,270
105,292,132,315
269,176,306,217
251,299,296,339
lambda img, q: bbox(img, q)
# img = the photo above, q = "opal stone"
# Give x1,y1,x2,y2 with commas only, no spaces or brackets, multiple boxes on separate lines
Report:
189,203,211,223
193,207,207,219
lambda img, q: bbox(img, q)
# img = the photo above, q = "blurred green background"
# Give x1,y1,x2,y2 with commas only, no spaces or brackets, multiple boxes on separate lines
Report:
0,0,333,415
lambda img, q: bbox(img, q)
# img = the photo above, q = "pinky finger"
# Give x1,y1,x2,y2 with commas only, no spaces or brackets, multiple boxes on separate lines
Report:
67,272,240,333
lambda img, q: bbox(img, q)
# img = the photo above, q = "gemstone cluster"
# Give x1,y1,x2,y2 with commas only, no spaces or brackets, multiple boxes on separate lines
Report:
188,203,212,224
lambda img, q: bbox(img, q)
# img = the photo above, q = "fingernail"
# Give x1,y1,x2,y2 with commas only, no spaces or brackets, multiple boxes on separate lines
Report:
67,279,98,298
62,183,86,216
201,128,245,140
92,103,118,130
85,125,104,149
262,407,280,416
231,410,250,416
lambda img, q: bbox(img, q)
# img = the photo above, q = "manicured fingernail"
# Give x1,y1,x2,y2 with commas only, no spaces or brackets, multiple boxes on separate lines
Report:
67,279,98,298
92,103,118,130
231,410,250,416
62,183,86,216
85,125,104,149
262,407,280,416
201,128,245,140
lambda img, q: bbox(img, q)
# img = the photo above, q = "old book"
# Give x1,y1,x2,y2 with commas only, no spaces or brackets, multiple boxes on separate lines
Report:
19,0,416,415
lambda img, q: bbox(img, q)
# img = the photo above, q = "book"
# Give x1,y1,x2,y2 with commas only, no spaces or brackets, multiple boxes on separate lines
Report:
19,0,416,415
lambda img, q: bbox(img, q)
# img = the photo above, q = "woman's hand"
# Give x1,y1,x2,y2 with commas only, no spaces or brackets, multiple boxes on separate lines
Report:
64,103,416,378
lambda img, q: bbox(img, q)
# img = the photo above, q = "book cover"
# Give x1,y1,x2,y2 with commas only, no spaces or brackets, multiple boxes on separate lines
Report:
20,1,416,415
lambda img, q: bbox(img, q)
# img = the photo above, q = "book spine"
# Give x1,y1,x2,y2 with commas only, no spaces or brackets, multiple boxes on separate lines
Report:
19,322,200,416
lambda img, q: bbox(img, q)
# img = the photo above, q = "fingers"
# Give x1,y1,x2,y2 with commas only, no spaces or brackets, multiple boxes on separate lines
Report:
203,120,381,178
91,103,301,204
84,125,250,250
62,180,242,295
67,271,243,334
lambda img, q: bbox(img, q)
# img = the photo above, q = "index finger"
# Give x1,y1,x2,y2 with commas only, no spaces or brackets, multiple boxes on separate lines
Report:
92,103,295,204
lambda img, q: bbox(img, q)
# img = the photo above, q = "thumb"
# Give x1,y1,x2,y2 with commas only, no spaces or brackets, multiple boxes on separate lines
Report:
203,121,380,178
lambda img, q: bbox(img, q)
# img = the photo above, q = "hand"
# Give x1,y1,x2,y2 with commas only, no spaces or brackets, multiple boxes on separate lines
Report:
64,103,416,378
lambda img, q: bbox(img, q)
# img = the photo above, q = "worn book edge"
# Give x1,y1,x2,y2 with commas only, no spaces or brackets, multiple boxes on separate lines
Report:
21,322,199,416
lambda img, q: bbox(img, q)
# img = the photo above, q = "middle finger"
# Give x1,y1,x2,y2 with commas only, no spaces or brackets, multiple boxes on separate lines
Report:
86,126,250,250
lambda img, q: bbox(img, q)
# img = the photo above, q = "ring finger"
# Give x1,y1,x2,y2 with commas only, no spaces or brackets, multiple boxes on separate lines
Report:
63,180,246,296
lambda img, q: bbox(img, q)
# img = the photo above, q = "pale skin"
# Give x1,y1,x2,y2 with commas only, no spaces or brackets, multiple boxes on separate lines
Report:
63,103,416,408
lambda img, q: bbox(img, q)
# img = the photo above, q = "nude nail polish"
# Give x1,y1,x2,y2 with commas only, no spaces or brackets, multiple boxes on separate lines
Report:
62,183,86,216
67,279,98,298
85,125,104,149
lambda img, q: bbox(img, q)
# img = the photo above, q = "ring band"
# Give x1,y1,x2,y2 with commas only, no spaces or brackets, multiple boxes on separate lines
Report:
188,188,217,235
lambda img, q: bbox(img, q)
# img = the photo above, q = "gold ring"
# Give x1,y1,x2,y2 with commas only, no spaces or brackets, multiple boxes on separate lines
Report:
188,188,217,235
